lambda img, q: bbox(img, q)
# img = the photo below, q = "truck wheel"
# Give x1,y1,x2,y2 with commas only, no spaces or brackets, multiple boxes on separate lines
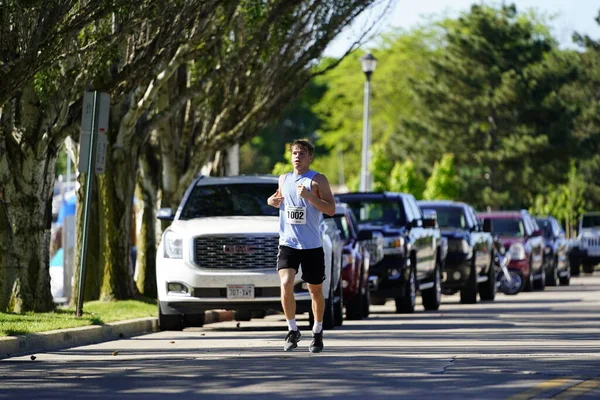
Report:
158,304,184,331
422,261,441,311
534,265,546,291
345,288,363,320
362,284,371,318
479,254,496,301
184,313,205,328
395,265,416,314
524,258,535,292
559,268,571,286
546,258,559,286
460,258,478,304
582,264,596,274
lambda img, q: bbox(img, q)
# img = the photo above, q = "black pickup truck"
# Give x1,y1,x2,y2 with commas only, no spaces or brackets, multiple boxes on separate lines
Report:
418,200,496,304
335,192,444,313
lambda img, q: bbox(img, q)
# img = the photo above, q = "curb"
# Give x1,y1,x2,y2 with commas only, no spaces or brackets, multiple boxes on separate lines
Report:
0,310,234,360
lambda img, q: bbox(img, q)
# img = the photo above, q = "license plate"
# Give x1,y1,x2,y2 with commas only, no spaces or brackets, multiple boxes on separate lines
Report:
227,285,254,299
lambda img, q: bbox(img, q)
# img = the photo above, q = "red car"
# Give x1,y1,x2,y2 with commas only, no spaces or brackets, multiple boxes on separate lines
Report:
324,203,378,320
477,210,546,292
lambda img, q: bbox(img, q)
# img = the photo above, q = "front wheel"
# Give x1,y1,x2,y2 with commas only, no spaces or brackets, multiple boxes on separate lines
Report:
479,254,497,301
158,303,184,331
546,258,559,287
460,257,478,304
422,262,441,311
395,266,416,314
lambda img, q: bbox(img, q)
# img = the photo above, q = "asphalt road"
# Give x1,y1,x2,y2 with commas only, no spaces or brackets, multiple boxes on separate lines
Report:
2,276,600,400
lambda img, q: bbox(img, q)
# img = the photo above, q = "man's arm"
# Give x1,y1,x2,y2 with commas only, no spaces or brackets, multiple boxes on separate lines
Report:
267,174,285,208
298,173,336,216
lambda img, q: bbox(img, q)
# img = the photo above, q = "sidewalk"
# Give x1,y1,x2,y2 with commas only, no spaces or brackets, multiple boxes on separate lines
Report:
0,310,234,360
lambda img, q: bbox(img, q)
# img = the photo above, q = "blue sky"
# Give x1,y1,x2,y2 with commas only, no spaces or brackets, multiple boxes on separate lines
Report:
324,0,600,57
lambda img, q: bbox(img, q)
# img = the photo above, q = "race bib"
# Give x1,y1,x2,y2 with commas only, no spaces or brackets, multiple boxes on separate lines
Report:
286,206,307,225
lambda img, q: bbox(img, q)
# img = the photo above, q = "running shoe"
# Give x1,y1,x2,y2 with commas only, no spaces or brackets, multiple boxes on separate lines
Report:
309,332,324,353
284,329,301,351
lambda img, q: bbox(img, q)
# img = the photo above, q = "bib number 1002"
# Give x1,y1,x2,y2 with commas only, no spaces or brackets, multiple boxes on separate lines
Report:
287,210,304,220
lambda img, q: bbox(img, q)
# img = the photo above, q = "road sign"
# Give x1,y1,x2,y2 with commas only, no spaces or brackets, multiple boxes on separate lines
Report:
78,92,109,174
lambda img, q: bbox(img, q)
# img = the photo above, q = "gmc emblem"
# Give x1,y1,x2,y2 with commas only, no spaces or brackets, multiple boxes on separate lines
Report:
223,245,255,254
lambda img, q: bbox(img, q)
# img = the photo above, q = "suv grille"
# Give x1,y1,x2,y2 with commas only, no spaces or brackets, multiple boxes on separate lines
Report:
584,237,600,248
193,236,279,269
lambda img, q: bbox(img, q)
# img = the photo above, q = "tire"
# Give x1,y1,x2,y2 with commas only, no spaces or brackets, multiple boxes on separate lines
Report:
321,279,336,330
184,313,205,328
546,258,559,287
524,258,534,292
422,259,441,311
235,310,252,321
362,284,371,318
582,264,596,274
333,275,344,327
559,267,571,286
500,270,523,295
460,257,478,304
570,258,581,277
345,288,363,320
479,254,497,301
534,264,546,291
395,265,416,314
158,303,184,331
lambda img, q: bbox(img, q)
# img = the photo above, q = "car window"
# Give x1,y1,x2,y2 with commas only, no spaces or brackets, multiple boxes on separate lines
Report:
333,215,351,240
345,199,407,226
581,215,600,228
465,207,478,229
424,206,466,229
490,219,525,238
408,195,422,220
180,183,279,219
403,197,416,222
535,218,553,238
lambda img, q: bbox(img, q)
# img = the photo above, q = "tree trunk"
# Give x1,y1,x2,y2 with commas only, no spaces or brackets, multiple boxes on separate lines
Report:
135,138,161,298
0,89,57,313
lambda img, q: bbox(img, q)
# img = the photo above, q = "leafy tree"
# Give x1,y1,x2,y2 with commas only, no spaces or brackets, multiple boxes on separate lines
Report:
389,159,425,199
370,143,392,192
423,154,459,201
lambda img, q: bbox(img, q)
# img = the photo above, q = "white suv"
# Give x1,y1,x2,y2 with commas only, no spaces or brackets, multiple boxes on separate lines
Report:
156,175,342,330
572,212,600,274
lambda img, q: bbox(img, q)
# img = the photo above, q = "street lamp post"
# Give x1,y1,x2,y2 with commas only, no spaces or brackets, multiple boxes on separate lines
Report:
360,52,377,192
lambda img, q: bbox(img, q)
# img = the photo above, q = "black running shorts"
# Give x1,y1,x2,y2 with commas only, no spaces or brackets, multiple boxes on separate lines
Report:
277,245,326,285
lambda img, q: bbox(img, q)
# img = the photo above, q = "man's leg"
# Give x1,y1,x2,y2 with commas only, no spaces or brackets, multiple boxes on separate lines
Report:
308,283,325,353
279,268,297,319
279,268,301,351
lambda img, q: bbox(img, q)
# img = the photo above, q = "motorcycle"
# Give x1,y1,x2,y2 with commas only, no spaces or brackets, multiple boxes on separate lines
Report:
494,239,522,295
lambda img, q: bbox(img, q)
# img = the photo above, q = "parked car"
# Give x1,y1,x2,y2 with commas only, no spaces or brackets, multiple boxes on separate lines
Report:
418,200,496,303
569,212,600,275
477,210,545,292
534,216,571,286
335,192,443,313
155,175,343,330
324,203,383,320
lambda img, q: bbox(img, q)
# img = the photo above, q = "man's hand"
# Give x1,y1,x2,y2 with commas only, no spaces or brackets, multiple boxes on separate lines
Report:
297,184,311,199
268,189,284,208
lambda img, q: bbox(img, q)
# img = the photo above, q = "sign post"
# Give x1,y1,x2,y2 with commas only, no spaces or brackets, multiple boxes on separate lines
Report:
76,91,109,317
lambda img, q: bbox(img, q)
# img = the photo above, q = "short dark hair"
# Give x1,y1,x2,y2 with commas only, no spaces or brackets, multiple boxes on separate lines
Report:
290,139,315,156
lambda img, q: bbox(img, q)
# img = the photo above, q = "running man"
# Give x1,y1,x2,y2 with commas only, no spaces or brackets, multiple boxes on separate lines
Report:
267,139,336,353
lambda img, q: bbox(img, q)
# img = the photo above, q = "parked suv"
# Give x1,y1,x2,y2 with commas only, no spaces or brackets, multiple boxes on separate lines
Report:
335,192,443,313
155,175,343,330
418,201,496,304
324,203,383,320
477,210,545,292
534,216,571,286
570,212,600,275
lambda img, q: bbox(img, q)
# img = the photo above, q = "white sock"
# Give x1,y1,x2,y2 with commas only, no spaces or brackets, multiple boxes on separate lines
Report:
287,319,298,331
313,321,323,334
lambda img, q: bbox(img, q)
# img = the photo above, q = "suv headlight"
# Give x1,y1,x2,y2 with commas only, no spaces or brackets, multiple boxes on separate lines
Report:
509,243,526,261
383,236,404,255
164,231,183,259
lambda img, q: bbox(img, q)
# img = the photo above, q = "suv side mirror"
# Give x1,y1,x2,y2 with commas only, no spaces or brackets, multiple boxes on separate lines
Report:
157,208,175,221
422,209,437,228
357,230,373,241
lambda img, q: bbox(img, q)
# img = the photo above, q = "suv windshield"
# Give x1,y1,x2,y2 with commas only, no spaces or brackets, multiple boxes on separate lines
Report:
488,218,525,238
535,218,553,238
344,200,406,226
180,183,279,219
426,206,466,229
581,215,600,228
